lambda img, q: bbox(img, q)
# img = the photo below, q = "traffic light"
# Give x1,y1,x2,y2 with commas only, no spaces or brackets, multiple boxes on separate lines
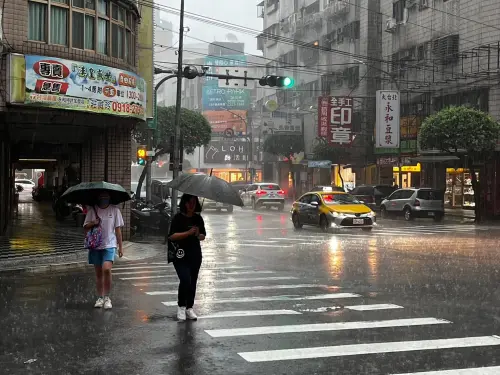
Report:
136,146,146,166
259,75,295,88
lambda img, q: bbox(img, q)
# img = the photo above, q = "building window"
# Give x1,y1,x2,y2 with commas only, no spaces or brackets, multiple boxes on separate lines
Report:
28,0,135,63
28,2,47,41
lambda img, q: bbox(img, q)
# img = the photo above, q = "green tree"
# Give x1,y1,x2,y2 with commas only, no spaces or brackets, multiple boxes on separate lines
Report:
419,106,500,222
133,106,212,197
262,133,304,196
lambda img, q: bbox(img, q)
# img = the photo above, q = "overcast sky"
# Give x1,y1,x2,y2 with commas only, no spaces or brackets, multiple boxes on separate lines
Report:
157,0,264,55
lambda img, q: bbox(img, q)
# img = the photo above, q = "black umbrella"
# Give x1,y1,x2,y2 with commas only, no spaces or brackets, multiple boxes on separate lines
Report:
61,181,131,206
165,173,244,207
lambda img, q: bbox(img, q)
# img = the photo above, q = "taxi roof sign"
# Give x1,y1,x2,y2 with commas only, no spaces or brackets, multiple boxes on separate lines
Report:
322,186,333,192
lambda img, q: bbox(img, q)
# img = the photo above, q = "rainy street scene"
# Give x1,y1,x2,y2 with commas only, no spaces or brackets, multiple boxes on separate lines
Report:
3,0,500,374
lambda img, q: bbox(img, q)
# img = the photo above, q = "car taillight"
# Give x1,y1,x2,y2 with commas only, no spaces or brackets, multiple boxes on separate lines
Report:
278,190,285,195
256,190,267,195
414,199,420,207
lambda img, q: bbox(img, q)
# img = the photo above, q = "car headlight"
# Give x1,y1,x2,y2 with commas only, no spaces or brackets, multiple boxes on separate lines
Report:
329,211,340,217
367,211,376,217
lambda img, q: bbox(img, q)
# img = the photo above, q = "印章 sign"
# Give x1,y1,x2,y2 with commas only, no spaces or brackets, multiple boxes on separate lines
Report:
317,96,353,147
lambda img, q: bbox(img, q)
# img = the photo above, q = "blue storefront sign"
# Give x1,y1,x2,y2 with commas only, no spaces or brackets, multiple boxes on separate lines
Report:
308,160,332,168
202,55,250,111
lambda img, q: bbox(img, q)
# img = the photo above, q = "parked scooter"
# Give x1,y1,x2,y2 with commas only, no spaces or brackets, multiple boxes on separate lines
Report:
130,200,171,240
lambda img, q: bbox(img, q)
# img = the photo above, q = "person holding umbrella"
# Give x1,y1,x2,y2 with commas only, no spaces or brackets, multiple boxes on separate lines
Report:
168,194,206,321
62,182,129,309
83,191,124,309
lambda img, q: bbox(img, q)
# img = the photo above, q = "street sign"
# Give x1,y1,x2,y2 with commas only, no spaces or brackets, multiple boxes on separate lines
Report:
146,151,155,157
223,128,234,138
217,68,256,89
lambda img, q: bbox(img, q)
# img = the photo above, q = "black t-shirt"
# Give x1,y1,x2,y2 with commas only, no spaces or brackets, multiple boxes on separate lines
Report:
168,213,206,262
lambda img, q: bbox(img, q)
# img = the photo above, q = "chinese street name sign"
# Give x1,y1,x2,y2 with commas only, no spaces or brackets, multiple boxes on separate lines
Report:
376,90,400,149
7,54,146,120
317,96,353,147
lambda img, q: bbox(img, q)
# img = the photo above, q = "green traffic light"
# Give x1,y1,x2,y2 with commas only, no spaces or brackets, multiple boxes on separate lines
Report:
283,77,294,88
138,159,146,166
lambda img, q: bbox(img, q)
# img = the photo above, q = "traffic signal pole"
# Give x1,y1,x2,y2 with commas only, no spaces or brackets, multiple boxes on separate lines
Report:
171,0,185,216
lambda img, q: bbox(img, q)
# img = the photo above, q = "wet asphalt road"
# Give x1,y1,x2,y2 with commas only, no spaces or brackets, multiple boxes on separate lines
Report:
2,208,500,374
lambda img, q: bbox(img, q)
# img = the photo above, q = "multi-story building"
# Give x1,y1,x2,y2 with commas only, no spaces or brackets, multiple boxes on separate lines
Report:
380,0,500,215
256,0,382,191
0,0,150,236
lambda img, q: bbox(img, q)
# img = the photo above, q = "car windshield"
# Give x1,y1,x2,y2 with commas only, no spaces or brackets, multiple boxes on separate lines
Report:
322,193,361,204
261,184,280,191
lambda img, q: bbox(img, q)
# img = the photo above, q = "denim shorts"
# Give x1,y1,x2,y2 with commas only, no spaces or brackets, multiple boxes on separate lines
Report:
88,248,116,266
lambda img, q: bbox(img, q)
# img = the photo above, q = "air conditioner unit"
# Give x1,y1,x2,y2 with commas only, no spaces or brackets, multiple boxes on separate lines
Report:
385,18,397,33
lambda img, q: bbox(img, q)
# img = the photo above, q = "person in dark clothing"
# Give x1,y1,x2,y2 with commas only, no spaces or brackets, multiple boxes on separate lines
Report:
168,194,206,321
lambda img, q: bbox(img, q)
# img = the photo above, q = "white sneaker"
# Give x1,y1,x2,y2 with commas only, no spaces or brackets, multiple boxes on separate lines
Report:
94,297,104,308
186,308,198,320
103,296,112,310
177,306,186,321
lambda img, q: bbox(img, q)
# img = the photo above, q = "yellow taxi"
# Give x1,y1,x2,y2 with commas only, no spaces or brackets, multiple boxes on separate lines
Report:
290,189,376,232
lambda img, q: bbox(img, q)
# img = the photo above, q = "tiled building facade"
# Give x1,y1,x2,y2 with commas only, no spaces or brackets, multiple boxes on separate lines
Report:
0,0,143,236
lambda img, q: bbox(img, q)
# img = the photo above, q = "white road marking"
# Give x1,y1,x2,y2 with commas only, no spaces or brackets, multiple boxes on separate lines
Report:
390,366,500,374
161,293,360,306
120,270,276,280
132,276,298,287
114,266,250,275
345,304,404,311
223,244,294,248
206,317,449,338
146,284,334,295
238,335,500,362
112,265,171,271
201,310,302,319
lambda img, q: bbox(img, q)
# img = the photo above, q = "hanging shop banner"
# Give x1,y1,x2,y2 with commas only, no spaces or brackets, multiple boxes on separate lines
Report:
308,160,332,168
202,55,250,111
202,110,247,135
204,139,249,164
376,90,400,149
7,54,146,120
318,96,353,147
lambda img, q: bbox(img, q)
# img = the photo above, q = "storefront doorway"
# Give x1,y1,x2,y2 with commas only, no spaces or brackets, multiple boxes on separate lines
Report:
445,168,477,209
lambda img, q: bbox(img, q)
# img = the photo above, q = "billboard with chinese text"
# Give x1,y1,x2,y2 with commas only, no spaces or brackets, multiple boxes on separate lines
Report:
317,96,353,147
376,90,400,149
204,139,249,164
202,110,247,135
7,54,146,120
202,55,250,111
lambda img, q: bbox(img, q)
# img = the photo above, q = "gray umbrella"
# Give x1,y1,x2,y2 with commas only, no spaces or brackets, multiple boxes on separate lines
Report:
165,173,244,207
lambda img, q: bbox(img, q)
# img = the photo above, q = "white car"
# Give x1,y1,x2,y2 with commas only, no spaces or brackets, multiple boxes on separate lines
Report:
15,179,35,192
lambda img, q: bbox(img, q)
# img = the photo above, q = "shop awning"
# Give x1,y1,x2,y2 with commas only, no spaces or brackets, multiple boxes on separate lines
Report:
409,156,460,163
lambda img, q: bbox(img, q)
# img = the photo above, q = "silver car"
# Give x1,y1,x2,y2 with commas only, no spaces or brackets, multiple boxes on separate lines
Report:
241,183,286,211
380,188,445,222
201,198,233,213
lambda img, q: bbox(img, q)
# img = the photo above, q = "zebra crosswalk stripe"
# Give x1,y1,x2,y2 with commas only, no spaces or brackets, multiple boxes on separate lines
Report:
390,366,500,375
205,317,450,338
131,276,298,286
146,284,335,295
238,335,500,362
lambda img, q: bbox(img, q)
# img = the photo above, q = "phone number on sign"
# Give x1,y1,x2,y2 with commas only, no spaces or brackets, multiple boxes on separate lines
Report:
112,102,145,116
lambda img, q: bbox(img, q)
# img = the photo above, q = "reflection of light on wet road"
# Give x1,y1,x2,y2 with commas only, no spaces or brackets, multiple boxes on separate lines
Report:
327,239,344,280
368,239,379,284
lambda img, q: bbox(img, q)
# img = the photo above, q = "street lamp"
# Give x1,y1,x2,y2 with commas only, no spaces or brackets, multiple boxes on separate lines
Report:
355,59,403,188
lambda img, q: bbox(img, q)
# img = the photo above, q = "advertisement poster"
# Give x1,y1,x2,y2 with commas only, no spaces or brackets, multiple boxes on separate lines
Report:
202,110,247,134
317,96,353,147
202,55,250,111
376,90,400,149
12,55,146,120
204,139,249,164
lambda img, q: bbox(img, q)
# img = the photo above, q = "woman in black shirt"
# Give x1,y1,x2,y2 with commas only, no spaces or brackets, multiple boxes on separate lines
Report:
168,194,206,321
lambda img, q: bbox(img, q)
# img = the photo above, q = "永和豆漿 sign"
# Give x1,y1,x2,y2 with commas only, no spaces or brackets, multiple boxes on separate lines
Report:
376,90,400,149
11,55,146,120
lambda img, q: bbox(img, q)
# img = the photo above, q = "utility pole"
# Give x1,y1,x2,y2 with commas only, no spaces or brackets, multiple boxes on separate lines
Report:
171,0,185,215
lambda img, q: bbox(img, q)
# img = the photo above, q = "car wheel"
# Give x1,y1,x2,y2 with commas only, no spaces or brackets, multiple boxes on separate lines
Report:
433,214,443,222
227,205,233,213
380,206,388,219
320,215,330,232
278,204,285,212
292,213,303,229
362,227,373,232
404,207,413,221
